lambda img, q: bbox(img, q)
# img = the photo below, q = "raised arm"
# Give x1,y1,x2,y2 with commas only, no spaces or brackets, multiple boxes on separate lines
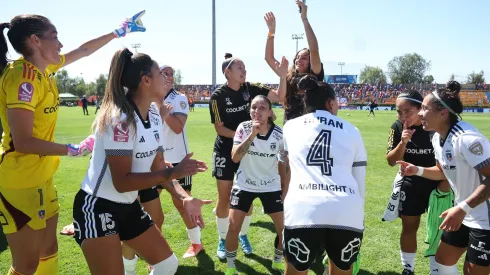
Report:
63,10,147,67
267,57,289,103
264,12,280,76
297,0,321,74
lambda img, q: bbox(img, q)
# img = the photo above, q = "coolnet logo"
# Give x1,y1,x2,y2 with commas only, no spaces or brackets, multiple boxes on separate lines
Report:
226,104,248,113
405,148,433,155
287,238,310,263
341,238,361,262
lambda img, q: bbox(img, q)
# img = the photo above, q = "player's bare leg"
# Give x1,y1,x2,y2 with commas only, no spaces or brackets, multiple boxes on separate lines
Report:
172,190,204,258
82,234,124,275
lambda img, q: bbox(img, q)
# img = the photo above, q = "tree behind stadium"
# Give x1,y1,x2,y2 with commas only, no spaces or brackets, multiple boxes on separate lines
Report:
466,70,485,85
387,53,431,84
359,66,387,85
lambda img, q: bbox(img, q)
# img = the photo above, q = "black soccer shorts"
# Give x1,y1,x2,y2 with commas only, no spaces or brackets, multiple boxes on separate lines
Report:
283,226,363,271
72,190,154,247
229,188,283,214
441,224,490,267
212,150,239,181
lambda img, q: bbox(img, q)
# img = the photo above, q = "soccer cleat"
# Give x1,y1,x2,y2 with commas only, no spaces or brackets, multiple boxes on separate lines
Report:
217,238,226,260
239,234,253,255
402,269,414,275
183,243,204,258
271,262,285,274
225,267,238,275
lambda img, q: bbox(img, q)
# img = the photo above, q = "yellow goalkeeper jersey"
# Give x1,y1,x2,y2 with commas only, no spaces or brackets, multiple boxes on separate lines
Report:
0,55,65,189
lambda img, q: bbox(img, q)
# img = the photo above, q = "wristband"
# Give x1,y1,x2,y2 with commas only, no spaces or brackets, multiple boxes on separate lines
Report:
268,32,275,37
415,166,424,176
457,201,472,214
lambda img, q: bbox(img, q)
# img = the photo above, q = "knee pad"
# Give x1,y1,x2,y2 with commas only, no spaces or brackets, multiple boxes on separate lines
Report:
437,262,459,275
150,253,178,275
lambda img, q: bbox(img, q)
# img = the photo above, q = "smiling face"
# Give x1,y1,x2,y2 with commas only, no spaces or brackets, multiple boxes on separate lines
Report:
418,93,447,131
294,49,310,73
396,99,421,127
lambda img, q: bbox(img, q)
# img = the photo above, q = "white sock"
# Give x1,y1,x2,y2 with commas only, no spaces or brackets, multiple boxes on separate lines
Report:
123,255,138,273
216,216,229,240
400,251,416,271
187,226,201,245
437,262,458,275
429,256,439,275
240,215,252,236
226,249,237,269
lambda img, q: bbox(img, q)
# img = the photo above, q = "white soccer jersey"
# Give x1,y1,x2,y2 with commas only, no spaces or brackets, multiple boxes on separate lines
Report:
283,110,367,231
233,121,283,193
81,104,164,203
161,89,189,163
432,121,490,230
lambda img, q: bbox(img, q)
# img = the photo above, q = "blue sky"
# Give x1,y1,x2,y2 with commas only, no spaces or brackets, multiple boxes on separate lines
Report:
2,0,489,85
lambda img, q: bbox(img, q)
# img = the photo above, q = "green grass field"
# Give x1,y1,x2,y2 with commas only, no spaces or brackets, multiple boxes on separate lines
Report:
1,107,489,275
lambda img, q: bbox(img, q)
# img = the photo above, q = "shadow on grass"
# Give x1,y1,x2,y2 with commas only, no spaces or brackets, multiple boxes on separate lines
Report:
177,251,224,275
0,226,7,253
251,220,276,234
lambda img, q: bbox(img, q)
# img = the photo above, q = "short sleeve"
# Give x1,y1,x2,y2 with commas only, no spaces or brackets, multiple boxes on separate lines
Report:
102,119,137,156
173,95,189,117
233,123,246,145
249,83,270,98
209,92,225,124
312,63,325,82
5,67,40,112
277,138,286,163
46,55,66,75
458,134,490,170
386,122,401,154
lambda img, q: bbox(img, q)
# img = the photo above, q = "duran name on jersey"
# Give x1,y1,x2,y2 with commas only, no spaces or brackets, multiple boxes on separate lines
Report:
432,121,490,230
283,110,367,231
161,89,190,163
233,121,283,193
81,103,164,204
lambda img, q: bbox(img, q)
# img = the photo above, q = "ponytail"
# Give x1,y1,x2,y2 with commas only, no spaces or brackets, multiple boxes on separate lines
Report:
0,22,11,73
92,48,155,135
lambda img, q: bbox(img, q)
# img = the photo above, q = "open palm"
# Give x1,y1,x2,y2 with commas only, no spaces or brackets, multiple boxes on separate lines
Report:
264,12,276,33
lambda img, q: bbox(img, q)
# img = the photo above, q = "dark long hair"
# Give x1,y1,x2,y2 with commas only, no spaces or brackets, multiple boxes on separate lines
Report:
430,81,463,125
284,48,314,109
298,75,336,114
0,14,52,72
92,48,154,134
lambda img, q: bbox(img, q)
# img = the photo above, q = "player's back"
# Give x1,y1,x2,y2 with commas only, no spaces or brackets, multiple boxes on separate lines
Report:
283,110,365,230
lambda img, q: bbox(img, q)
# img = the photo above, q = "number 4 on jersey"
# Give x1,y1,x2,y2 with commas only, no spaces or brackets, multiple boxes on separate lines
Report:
307,130,334,176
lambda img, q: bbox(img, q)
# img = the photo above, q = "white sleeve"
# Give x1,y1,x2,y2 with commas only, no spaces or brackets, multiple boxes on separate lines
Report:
233,123,246,145
277,137,286,163
173,95,189,117
457,133,490,170
352,132,367,199
102,120,137,156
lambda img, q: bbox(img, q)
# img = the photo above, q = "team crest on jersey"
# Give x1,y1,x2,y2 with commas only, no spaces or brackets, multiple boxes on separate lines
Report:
469,142,483,155
242,91,250,101
180,101,187,109
113,122,130,142
445,150,453,161
270,142,276,150
153,130,160,143
18,82,34,102
226,98,232,105
38,210,45,220
151,116,160,126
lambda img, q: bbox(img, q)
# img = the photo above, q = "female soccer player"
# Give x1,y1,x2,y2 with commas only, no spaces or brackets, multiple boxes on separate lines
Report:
160,65,205,258
72,48,210,275
264,0,324,123
398,81,490,275
0,11,145,275
224,95,287,275
281,76,367,275
386,91,449,275
209,54,288,259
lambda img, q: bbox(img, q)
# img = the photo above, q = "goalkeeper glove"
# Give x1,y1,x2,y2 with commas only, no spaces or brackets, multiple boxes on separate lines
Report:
114,10,147,38
67,135,95,157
